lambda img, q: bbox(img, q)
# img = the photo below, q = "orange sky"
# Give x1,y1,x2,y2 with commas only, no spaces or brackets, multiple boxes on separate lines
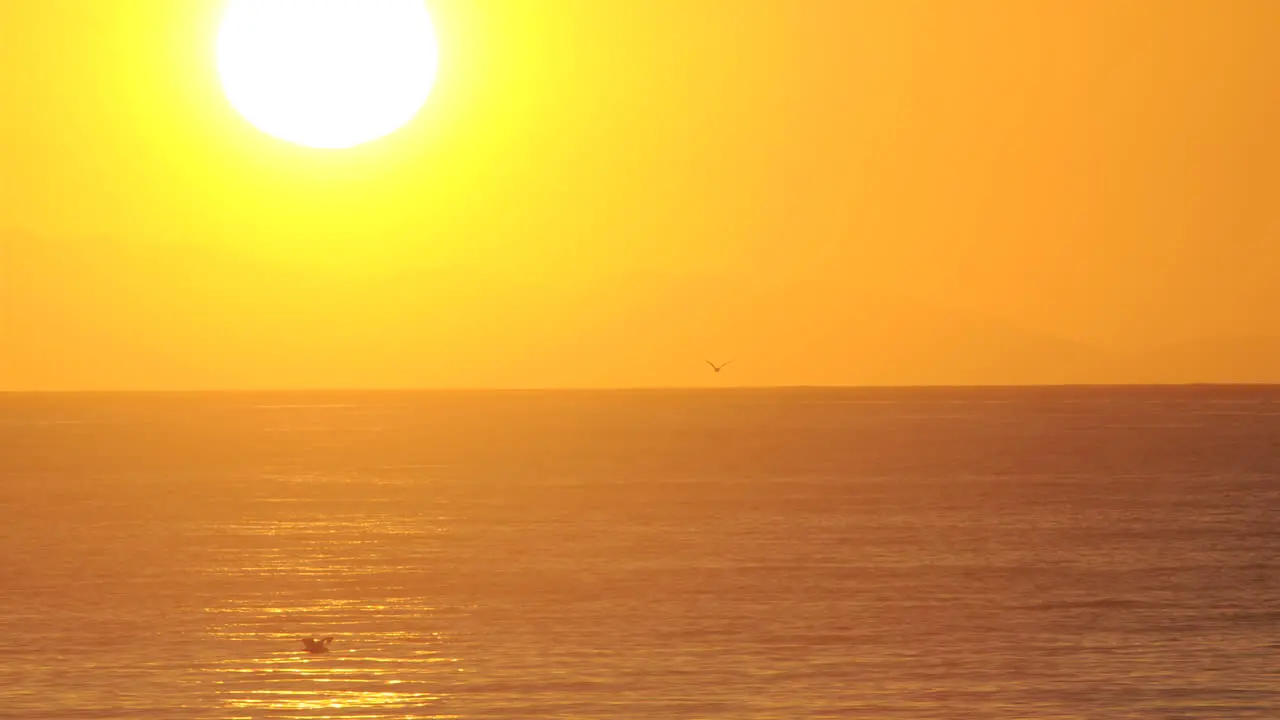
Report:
3,0,1278,389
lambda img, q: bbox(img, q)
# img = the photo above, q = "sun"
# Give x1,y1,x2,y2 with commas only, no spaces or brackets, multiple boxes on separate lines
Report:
216,0,439,149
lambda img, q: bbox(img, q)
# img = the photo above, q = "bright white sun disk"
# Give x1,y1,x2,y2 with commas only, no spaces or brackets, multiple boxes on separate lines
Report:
217,0,439,149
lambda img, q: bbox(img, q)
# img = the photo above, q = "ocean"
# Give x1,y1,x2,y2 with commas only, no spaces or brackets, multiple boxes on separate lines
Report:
1,386,1277,718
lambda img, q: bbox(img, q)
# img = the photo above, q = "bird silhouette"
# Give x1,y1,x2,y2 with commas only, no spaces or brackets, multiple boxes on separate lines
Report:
300,637,334,654
705,360,734,373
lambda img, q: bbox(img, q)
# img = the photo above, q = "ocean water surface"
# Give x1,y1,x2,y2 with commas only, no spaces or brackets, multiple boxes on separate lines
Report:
1,386,1278,718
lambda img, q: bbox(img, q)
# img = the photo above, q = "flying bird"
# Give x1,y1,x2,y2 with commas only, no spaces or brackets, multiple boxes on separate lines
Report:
300,637,334,654
705,360,734,373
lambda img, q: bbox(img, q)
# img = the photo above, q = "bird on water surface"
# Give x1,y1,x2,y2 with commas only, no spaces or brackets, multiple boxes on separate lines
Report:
301,637,334,654
705,360,734,373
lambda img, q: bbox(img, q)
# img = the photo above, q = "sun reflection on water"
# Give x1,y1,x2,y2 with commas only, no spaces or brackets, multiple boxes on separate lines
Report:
202,508,461,718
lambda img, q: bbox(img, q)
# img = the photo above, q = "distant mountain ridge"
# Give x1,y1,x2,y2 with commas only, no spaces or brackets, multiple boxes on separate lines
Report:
3,230,1278,389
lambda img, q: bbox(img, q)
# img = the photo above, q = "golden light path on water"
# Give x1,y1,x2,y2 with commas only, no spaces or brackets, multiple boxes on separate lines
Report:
201,504,463,718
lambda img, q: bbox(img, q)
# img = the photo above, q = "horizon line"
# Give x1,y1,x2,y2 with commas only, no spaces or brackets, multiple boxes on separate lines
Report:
2,381,1280,395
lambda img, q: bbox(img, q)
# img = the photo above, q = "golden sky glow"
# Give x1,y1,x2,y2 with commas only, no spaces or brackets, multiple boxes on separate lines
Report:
3,1,1279,389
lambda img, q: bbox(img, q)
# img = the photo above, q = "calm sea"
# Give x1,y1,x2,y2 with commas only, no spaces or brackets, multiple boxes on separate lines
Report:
1,387,1277,719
